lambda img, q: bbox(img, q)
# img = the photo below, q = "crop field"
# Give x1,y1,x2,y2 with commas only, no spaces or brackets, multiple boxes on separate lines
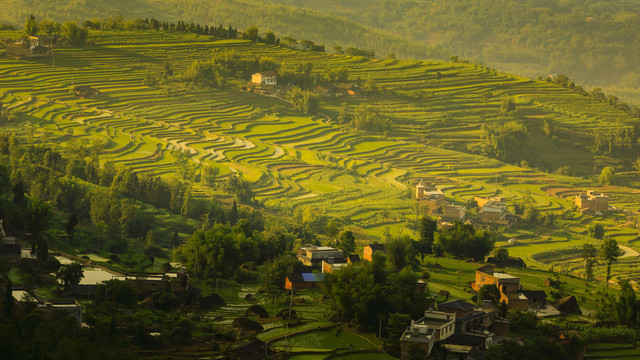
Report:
1,29,640,279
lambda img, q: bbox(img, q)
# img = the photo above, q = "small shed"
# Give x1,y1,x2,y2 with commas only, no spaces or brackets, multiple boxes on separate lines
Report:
285,273,325,290
73,85,100,98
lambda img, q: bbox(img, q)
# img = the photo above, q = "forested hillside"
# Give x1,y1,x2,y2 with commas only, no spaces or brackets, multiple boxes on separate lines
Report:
0,0,442,60
269,0,640,103
5,0,640,102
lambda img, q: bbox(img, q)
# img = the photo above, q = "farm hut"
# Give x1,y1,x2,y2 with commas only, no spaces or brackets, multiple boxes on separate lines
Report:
251,71,277,86
73,85,100,98
28,35,55,50
285,272,325,290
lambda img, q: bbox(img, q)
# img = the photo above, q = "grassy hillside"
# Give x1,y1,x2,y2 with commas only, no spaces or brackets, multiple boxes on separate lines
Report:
1,29,640,281
6,0,640,103
0,0,440,60
267,0,640,104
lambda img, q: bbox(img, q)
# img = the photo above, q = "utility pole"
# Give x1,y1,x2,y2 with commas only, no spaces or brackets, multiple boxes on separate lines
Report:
284,287,294,350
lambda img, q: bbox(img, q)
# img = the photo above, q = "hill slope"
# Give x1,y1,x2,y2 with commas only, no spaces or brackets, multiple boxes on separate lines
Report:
266,0,640,103
1,29,640,276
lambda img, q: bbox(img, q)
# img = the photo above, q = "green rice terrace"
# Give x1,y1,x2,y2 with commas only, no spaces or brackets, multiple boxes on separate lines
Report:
2,29,640,280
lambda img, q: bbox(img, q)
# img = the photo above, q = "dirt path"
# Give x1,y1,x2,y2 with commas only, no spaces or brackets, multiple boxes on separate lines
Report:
619,245,640,258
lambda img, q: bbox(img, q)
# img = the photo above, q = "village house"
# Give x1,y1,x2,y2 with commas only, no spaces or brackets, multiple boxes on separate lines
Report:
12,290,83,326
442,204,466,222
321,257,348,274
285,273,325,290
400,310,456,359
122,274,184,298
574,190,609,214
4,35,54,58
363,243,385,261
5,40,31,58
401,298,508,359
251,71,277,86
38,300,83,326
471,265,528,310
315,83,361,97
475,196,513,225
297,245,344,267
438,299,496,349
28,35,55,50
416,182,445,213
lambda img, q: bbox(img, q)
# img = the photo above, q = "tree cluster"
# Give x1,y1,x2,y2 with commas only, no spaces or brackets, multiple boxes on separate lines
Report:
323,253,429,331
433,221,495,261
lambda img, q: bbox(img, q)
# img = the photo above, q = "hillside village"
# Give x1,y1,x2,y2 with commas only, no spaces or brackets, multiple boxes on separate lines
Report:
1,14,640,360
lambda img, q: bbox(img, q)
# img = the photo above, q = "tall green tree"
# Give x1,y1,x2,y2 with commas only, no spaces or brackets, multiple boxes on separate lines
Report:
56,262,84,290
61,21,88,47
600,237,620,288
337,230,356,255
589,223,605,239
24,14,38,36
581,243,597,284
26,197,53,264
416,215,437,256
493,247,509,268
386,235,418,270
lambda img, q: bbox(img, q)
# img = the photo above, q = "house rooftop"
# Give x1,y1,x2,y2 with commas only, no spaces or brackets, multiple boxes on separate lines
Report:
301,246,340,251
439,299,476,311
289,273,325,283
365,243,385,251
444,344,486,359
493,272,518,279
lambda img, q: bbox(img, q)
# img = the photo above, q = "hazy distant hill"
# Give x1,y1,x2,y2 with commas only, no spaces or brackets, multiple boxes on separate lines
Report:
267,0,640,103
5,0,640,103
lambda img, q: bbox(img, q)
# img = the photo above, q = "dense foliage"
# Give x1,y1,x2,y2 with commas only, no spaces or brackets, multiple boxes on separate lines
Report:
433,221,495,261
323,253,428,331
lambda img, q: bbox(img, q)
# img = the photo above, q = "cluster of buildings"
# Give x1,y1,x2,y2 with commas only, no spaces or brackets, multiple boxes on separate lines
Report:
470,265,548,312
3,35,59,58
400,299,508,360
248,71,362,98
286,244,365,290
416,181,516,226
574,190,609,215
399,264,570,359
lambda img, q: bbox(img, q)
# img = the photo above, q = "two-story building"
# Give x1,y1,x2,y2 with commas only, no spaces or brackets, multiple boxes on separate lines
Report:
416,182,446,213
297,246,344,267
438,299,496,349
575,190,609,214
471,265,528,310
251,71,277,86
475,197,513,225
400,310,456,359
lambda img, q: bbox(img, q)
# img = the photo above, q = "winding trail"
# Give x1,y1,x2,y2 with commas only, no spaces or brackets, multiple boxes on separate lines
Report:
619,245,640,258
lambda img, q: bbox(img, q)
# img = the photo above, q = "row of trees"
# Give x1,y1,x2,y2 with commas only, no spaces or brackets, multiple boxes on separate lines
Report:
24,15,89,46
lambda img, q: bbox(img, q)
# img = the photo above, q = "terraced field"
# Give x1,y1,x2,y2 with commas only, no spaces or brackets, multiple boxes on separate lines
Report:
2,30,640,276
